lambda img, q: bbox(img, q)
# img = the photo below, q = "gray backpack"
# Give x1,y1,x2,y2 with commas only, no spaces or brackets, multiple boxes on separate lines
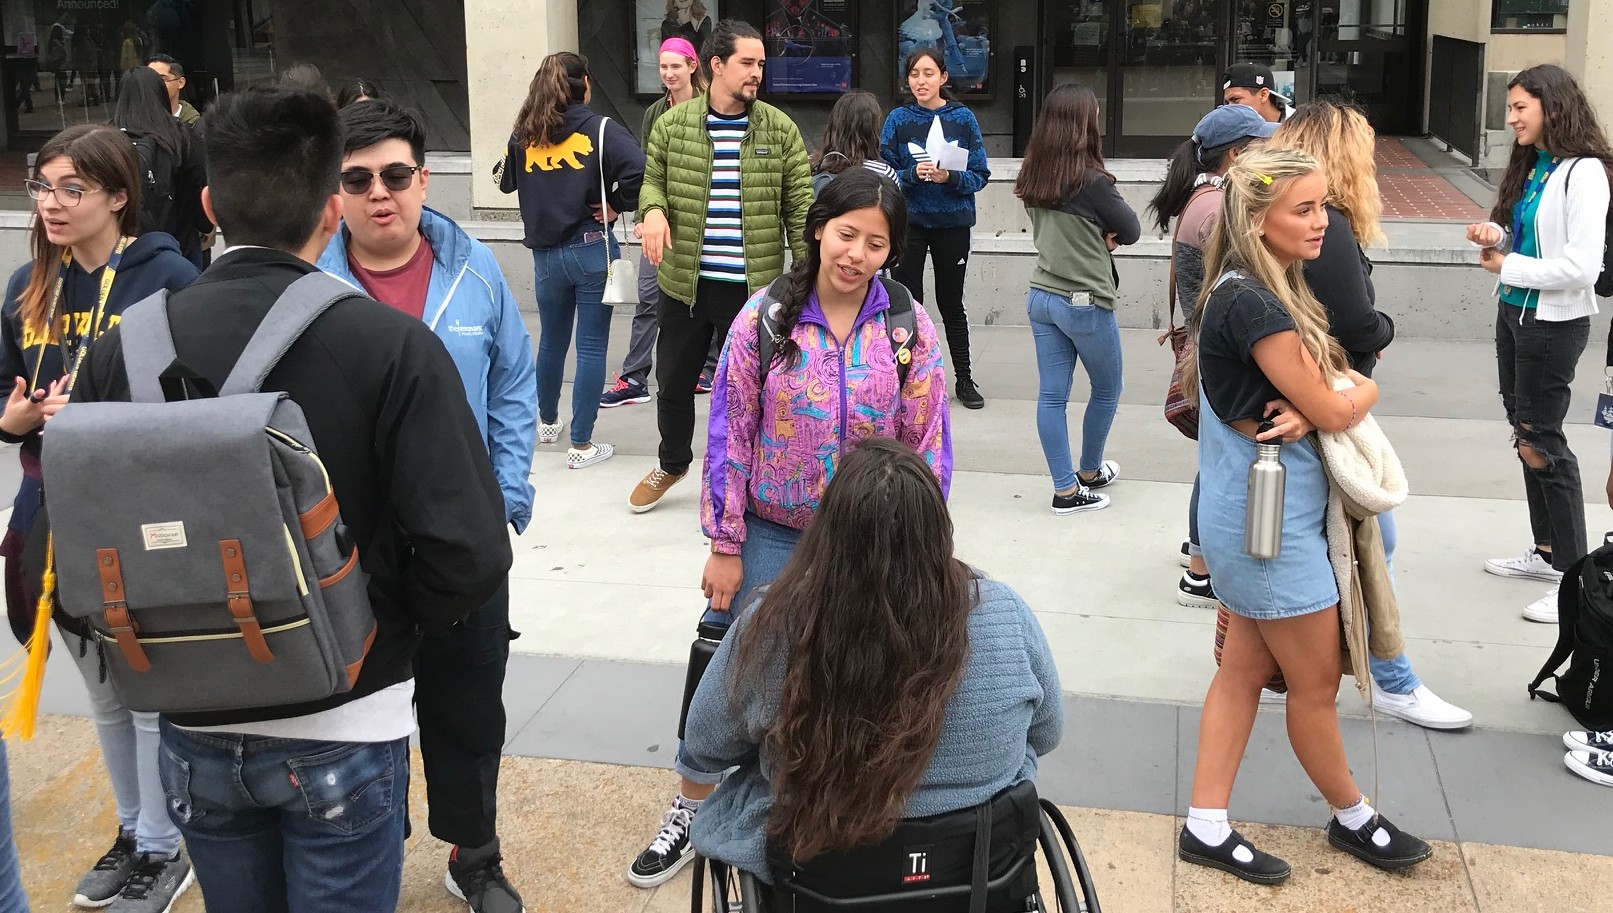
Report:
42,273,377,715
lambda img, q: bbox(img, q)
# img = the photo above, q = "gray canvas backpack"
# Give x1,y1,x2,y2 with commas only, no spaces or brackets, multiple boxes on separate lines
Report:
42,272,378,714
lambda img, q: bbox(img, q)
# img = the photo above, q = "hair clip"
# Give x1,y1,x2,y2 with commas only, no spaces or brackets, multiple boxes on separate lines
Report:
1256,173,1274,185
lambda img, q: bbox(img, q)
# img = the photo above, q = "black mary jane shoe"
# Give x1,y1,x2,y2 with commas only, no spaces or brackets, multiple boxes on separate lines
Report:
1177,825,1291,885
1325,814,1433,871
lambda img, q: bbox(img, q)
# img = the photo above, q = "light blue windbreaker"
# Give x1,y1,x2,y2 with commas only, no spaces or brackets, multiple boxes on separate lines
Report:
319,207,537,531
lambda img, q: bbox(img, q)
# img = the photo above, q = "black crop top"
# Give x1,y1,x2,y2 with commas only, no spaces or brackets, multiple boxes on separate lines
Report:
1197,276,1298,424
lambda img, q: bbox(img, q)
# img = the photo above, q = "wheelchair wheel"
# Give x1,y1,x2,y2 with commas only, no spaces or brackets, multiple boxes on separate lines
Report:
1038,801,1101,913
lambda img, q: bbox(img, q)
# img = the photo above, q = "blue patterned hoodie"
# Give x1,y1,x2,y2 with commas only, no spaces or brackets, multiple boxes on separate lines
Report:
879,100,991,230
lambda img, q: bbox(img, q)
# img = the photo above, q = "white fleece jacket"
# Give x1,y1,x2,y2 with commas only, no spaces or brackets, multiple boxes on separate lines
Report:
1482,155,1609,322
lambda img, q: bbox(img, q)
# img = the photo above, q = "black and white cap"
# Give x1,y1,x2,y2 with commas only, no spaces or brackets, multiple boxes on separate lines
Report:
1222,63,1291,104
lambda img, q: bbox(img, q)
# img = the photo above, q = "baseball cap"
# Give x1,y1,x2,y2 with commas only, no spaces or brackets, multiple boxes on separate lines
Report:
1192,103,1279,154
1222,63,1291,104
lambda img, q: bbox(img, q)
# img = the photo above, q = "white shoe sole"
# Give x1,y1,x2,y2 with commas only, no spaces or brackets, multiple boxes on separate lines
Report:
71,892,117,909
568,447,615,470
150,867,195,913
1371,699,1473,730
1176,588,1218,609
625,850,696,888
446,869,526,911
1483,561,1562,582
1052,494,1110,515
1564,752,1613,787
600,394,651,408
1522,607,1558,624
538,423,565,444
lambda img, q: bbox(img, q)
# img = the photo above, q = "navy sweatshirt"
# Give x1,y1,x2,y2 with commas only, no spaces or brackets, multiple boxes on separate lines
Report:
880,101,991,230
498,104,645,250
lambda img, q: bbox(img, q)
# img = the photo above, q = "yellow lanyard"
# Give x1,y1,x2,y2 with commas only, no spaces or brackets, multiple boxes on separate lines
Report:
29,235,131,394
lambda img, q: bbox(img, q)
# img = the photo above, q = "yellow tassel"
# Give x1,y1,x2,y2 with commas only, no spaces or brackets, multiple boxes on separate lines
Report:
1,534,56,741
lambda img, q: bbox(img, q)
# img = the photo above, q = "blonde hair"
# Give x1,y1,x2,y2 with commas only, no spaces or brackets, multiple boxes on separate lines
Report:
1181,145,1348,395
1270,103,1385,247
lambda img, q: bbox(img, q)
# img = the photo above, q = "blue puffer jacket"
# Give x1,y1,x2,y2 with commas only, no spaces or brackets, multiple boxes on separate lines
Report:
318,208,538,531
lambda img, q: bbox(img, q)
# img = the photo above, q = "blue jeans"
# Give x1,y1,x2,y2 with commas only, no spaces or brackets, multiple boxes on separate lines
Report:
158,722,409,913
0,743,29,913
1027,289,1123,491
1369,510,1421,695
698,513,804,629
533,230,617,446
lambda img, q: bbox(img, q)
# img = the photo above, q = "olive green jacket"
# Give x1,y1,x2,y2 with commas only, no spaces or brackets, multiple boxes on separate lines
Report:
637,98,813,304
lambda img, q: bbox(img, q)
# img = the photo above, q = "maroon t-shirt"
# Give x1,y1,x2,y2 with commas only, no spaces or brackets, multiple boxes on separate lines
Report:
348,234,435,320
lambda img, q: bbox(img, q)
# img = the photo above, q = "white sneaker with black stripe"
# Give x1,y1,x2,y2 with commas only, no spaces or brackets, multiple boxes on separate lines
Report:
627,800,697,888
1564,749,1613,787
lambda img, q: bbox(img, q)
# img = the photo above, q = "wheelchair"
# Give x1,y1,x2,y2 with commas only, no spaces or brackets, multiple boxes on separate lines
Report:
692,781,1101,912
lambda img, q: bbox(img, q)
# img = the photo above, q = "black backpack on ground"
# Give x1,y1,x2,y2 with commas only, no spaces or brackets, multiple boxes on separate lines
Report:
1528,539,1613,730
126,130,178,240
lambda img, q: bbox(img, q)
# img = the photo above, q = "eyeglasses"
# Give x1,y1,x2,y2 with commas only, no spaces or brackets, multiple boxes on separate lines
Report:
156,73,182,83
24,179,101,207
339,165,420,195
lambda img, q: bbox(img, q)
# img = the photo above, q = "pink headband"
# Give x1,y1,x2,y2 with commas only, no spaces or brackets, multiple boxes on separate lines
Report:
659,36,698,63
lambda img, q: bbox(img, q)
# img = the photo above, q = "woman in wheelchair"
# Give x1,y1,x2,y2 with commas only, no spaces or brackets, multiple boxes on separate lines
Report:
680,436,1063,908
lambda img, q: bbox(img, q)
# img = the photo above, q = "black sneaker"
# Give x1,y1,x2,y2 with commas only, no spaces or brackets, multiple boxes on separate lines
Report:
627,801,696,888
1325,814,1432,870
601,376,651,408
447,842,526,913
1052,487,1109,515
1077,460,1121,489
1178,825,1291,885
955,377,985,409
1177,572,1219,609
108,849,194,913
74,830,138,907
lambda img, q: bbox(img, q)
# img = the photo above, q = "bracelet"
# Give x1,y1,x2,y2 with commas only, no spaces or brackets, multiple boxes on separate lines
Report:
1338,390,1358,430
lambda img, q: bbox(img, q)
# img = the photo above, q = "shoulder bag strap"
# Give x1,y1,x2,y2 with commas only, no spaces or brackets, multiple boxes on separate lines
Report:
598,116,615,273
218,272,365,396
116,290,177,404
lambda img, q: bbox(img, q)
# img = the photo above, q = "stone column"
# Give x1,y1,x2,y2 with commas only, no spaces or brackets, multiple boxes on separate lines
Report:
1566,0,1613,126
465,0,578,211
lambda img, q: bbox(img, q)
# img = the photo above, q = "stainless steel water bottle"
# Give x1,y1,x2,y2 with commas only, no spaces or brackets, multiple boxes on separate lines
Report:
1245,420,1286,559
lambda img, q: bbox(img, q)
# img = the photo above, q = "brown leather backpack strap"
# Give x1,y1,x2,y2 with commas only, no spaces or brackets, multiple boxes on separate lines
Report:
219,540,274,664
97,548,150,672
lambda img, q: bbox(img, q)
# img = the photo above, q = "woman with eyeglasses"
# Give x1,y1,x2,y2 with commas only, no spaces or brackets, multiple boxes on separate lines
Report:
499,51,645,469
1,124,198,909
110,65,210,268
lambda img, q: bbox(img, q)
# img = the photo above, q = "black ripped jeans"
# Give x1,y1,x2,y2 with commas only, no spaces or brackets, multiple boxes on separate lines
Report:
1496,302,1590,571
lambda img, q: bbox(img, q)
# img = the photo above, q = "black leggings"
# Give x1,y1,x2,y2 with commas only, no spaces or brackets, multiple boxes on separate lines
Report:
891,224,973,380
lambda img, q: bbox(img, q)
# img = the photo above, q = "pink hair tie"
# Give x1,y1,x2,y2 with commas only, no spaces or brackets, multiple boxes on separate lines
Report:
659,36,699,63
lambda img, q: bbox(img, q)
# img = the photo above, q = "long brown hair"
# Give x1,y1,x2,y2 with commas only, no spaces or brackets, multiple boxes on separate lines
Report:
21,124,141,341
813,91,885,174
730,436,975,863
511,52,589,148
1014,83,1111,208
1490,64,1613,225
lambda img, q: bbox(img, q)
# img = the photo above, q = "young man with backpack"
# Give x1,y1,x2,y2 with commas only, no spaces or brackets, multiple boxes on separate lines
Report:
316,99,536,913
65,86,513,912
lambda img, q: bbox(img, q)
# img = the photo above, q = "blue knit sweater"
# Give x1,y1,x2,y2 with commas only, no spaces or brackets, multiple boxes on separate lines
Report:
880,101,991,230
681,574,1064,884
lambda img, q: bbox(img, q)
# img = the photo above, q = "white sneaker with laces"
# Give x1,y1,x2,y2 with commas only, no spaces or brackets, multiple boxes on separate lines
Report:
1564,730,1613,753
1564,750,1613,787
538,420,565,444
1485,548,1562,582
1523,585,1560,624
567,442,615,469
1371,684,1473,730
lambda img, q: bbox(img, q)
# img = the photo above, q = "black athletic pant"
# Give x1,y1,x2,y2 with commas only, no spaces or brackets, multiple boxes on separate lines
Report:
414,581,513,849
891,224,973,380
657,277,751,476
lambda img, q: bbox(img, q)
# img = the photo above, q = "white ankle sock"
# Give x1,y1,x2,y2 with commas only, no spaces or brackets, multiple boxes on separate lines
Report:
675,794,703,813
1185,807,1232,846
1334,796,1375,831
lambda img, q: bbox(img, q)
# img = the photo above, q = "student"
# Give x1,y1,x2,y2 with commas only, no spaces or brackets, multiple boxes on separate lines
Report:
144,53,199,123
1270,102,1471,729
1015,83,1139,515
628,169,952,888
335,77,382,109
70,86,513,913
811,90,899,187
0,123,198,912
1467,64,1612,624
1150,104,1275,608
602,35,716,410
499,51,643,469
316,99,537,913
111,65,209,267
682,436,1060,885
882,47,991,409
1179,145,1431,884
629,19,814,513
1221,62,1293,123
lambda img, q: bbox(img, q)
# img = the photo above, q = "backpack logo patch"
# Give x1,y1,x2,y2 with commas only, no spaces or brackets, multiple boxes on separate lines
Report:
141,521,187,551
903,848,931,884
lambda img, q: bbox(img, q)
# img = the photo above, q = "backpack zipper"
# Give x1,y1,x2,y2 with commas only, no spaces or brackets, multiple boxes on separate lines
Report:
94,616,311,645
265,427,332,493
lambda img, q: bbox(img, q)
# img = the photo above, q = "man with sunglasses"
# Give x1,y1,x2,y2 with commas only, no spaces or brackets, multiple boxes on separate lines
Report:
315,99,535,913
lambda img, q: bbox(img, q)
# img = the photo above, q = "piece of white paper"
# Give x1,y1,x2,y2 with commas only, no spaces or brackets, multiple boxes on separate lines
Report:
921,115,970,172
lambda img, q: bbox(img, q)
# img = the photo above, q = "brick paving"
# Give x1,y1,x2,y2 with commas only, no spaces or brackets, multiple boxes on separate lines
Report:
1375,137,1489,222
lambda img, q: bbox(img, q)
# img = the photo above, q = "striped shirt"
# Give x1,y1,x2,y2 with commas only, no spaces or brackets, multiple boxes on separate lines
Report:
700,109,748,283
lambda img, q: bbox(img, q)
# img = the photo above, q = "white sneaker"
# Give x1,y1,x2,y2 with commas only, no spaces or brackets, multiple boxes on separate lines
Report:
1563,730,1613,753
538,420,565,444
1371,684,1473,730
1523,586,1560,624
1259,688,1287,705
1564,750,1613,787
567,442,615,469
1485,548,1562,582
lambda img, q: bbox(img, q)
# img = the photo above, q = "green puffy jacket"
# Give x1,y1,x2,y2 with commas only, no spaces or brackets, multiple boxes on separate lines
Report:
637,98,813,304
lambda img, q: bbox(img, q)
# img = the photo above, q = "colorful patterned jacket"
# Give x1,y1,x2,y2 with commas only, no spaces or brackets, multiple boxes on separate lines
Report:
702,281,952,555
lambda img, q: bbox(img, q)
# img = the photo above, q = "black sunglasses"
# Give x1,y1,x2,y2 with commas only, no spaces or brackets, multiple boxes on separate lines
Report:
339,164,419,195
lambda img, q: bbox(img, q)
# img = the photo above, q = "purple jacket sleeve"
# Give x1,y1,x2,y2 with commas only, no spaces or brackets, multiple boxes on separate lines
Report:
702,294,768,555
896,305,953,497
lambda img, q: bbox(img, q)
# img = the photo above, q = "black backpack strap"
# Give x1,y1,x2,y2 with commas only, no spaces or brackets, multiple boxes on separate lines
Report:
967,800,990,913
880,277,918,388
116,290,177,404
755,276,792,388
1529,552,1587,702
219,273,366,396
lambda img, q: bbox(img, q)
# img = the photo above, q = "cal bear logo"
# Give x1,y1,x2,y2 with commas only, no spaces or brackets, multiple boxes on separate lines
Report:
525,132,594,172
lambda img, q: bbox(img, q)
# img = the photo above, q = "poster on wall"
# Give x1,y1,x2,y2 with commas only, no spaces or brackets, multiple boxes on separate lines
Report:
763,0,855,95
896,0,993,98
637,0,719,95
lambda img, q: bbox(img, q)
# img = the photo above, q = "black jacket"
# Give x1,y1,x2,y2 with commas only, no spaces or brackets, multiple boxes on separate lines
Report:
72,247,513,726
1303,204,1396,375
